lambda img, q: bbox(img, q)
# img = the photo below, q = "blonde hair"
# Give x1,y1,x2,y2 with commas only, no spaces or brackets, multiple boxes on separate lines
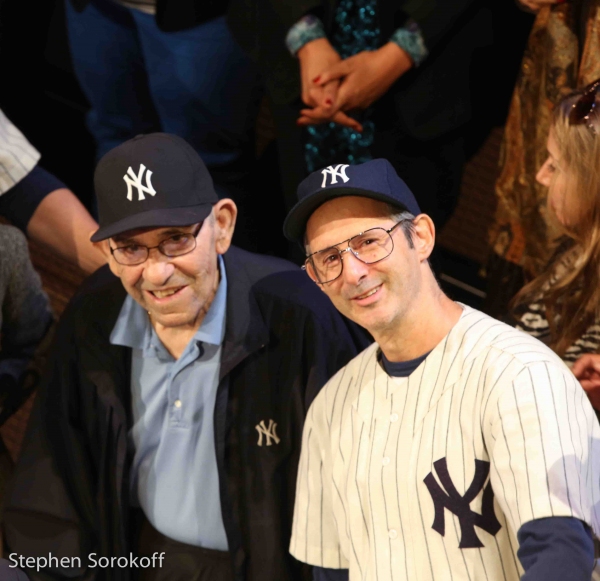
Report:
511,85,600,356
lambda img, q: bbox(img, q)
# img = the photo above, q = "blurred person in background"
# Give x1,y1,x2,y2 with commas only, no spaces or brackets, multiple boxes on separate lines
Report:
228,0,494,230
0,108,103,525
510,79,600,412
486,0,600,315
0,108,105,273
0,224,53,428
64,0,262,198
0,223,54,538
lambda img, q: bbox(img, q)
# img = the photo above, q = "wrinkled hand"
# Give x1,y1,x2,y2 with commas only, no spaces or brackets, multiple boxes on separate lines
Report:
518,0,566,13
572,354,600,409
298,42,412,131
297,38,362,130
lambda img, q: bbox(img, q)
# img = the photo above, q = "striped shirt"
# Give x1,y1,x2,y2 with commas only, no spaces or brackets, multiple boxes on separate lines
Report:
291,305,600,581
515,300,600,367
514,243,600,367
0,109,40,196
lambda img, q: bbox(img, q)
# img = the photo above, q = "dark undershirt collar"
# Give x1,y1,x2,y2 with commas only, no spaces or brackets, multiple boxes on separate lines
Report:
380,350,431,377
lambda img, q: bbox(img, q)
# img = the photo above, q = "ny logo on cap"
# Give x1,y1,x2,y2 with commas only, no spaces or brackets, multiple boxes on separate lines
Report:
124,164,157,201
321,164,350,188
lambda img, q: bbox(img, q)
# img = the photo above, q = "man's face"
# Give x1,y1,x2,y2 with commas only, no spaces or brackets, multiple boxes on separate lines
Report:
305,196,427,336
107,200,236,331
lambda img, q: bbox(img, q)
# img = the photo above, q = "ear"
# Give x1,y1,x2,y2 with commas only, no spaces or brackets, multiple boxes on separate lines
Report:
100,238,123,277
213,198,238,255
106,245,122,277
94,237,112,261
411,214,435,262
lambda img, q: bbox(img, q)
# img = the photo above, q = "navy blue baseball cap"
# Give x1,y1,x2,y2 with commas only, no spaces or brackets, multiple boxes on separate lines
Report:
283,158,421,243
91,133,218,242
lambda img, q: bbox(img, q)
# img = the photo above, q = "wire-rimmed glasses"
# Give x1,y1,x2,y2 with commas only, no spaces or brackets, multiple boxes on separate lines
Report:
303,219,407,284
109,223,203,266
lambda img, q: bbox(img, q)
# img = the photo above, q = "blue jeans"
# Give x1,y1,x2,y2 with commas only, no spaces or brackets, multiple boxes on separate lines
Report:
65,0,261,169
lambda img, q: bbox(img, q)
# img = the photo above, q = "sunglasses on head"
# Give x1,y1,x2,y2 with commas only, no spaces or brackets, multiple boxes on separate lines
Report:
568,78,600,134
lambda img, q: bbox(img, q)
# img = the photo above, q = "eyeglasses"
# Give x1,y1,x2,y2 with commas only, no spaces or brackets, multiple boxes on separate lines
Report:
109,223,203,266
568,78,600,134
303,219,407,284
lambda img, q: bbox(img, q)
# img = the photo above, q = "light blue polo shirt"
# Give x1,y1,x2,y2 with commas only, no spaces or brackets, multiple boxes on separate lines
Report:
110,256,228,550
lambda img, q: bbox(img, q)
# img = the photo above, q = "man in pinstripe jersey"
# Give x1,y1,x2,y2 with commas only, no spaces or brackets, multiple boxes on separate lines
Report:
283,158,600,581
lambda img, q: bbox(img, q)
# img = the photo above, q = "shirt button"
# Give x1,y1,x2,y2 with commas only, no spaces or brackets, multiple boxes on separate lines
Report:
174,399,182,409
389,529,398,540
382,457,390,466
390,413,399,422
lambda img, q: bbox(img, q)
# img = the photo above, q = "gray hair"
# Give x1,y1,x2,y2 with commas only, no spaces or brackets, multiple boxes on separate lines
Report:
383,204,416,249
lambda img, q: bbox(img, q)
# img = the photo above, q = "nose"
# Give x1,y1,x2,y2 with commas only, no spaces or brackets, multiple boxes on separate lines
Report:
536,156,552,187
340,249,370,285
142,249,175,286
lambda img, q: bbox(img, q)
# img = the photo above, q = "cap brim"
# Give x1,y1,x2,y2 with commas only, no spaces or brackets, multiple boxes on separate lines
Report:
90,204,214,242
283,187,409,243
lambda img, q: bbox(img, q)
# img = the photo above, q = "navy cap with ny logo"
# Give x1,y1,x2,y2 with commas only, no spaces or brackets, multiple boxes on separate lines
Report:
282,159,421,243
91,133,219,242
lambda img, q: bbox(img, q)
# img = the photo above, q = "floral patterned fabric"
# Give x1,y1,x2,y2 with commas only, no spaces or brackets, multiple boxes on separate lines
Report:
490,1,600,277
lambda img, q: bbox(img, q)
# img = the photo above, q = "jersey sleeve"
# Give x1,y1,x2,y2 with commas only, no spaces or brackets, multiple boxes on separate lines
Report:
485,360,600,536
0,165,66,231
0,108,40,196
517,517,594,580
290,389,349,568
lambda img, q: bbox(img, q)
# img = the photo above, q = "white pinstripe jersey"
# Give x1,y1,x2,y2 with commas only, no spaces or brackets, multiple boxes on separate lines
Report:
290,305,600,581
0,109,40,196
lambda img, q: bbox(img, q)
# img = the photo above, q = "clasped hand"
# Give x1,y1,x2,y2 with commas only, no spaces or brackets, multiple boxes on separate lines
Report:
296,38,412,132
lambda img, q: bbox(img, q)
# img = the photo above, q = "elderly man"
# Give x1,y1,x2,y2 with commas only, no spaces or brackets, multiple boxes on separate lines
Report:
3,134,367,581
283,159,600,581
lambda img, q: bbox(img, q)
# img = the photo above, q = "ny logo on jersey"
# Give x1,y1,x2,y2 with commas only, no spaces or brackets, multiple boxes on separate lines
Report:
123,164,157,201
255,419,280,446
321,164,350,188
424,458,501,548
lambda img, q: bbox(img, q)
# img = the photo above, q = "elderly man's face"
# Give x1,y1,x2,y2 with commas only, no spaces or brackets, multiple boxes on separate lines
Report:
305,196,427,337
107,199,236,332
